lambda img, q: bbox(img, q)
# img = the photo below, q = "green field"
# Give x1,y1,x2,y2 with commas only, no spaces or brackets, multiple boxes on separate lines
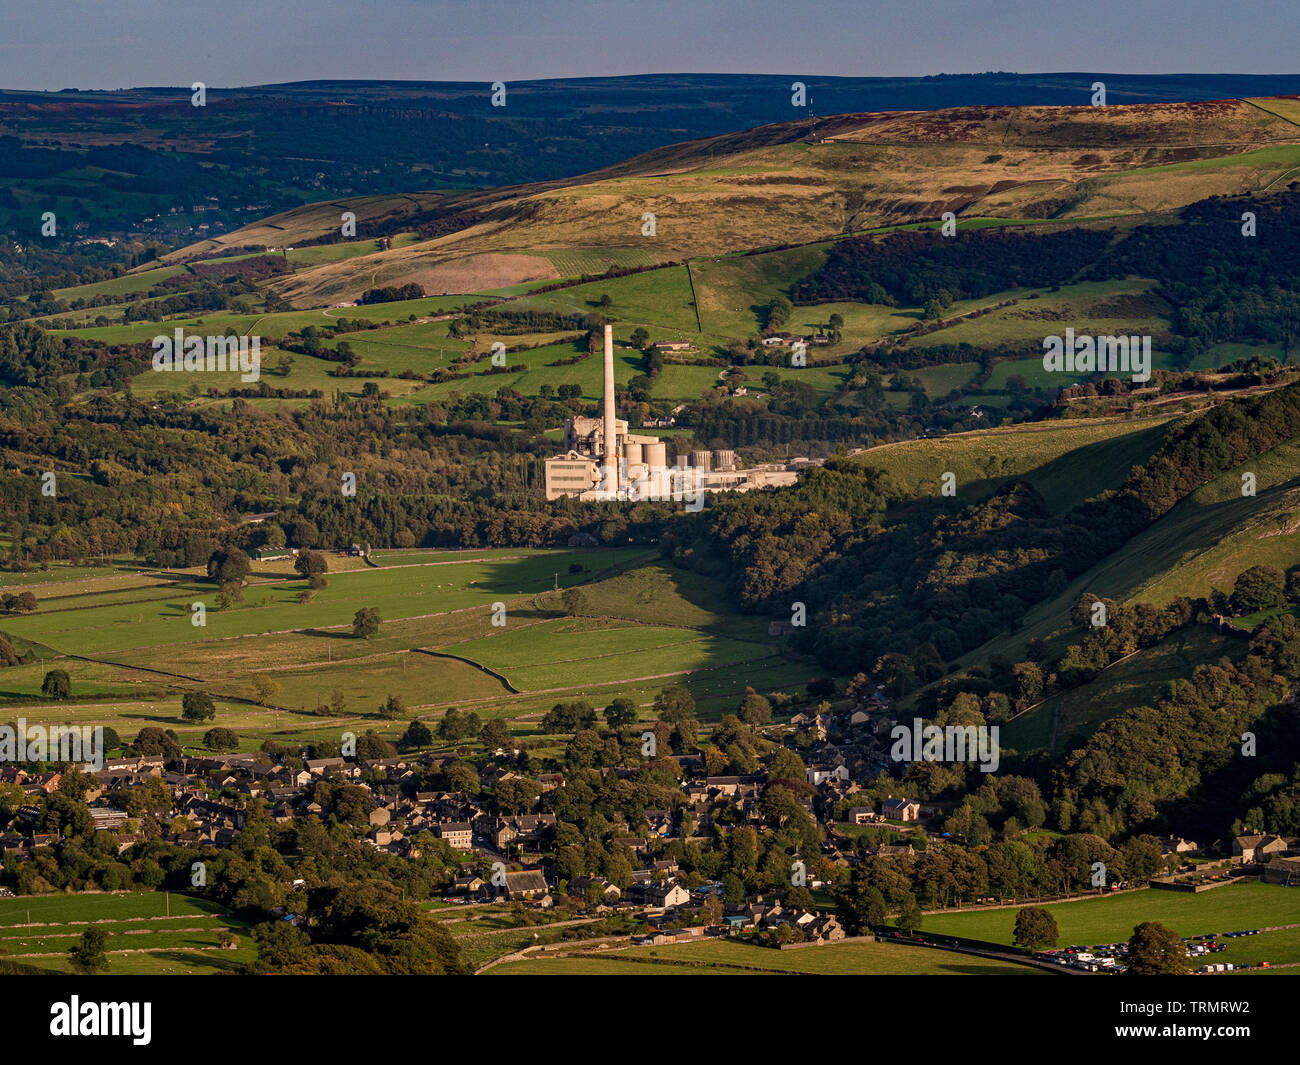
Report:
0,562,128,588
0,549,643,655
691,245,830,337
0,891,254,975
286,234,421,266
539,246,660,278
967,436,1300,665
985,348,1200,391
912,280,1172,358
574,562,767,637
488,936,1042,975
923,882,1299,949
48,295,480,348
444,616,769,692
1001,626,1246,752
0,548,818,747
125,346,392,405
912,361,982,396
50,264,190,302
411,340,641,403
1191,341,1292,370
852,415,1178,513
510,267,702,334
1211,926,1300,968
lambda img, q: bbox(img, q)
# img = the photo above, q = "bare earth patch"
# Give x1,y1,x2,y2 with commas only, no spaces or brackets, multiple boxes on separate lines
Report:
397,253,559,294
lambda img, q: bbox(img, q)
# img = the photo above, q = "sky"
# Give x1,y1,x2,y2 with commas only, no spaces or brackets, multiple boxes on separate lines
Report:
0,0,1295,91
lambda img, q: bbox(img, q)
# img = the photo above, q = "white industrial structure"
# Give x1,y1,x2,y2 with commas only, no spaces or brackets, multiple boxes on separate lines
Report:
542,325,800,503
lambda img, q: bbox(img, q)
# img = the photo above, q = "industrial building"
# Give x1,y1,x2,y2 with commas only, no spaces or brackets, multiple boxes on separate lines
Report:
542,326,801,502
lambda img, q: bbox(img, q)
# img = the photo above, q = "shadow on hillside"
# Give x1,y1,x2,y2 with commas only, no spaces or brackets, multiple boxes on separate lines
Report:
880,417,1173,515
617,559,730,615
140,948,245,974
410,548,654,602
133,712,186,725
251,568,304,581
1025,419,1172,512
494,606,558,624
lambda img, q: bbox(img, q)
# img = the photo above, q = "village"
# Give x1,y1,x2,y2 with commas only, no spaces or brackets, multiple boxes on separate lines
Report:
4,684,1298,962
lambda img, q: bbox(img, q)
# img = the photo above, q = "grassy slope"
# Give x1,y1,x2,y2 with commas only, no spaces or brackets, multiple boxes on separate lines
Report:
922,881,1297,948
965,435,1300,666
1001,625,1246,753
0,550,808,746
148,99,1300,305
850,415,1178,512
0,892,255,975
487,936,1039,975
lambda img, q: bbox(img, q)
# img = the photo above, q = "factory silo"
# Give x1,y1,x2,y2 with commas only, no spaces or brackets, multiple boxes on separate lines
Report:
623,441,646,495
601,325,617,494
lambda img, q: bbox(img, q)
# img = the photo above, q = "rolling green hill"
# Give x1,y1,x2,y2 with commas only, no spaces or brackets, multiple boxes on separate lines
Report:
148,98,1300,306
0,548,813,749
963,433,1300,668
850,415,1180,513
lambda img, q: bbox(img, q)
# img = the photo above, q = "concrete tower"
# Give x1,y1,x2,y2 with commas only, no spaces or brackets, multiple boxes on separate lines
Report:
601,324,618,495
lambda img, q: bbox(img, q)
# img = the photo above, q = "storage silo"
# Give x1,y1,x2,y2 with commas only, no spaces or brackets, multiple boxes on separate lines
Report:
714,449,736,471
690,449,712,471
623,442,647,494
644,442,668,469
601,326,617,491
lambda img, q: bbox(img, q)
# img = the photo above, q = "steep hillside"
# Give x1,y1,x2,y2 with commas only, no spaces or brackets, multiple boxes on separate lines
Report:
157,98,1300,307
850,415,1181,513
961,433,1300,667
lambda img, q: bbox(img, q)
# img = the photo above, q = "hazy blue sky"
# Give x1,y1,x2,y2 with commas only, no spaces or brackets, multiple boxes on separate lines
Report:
0,0,1295,90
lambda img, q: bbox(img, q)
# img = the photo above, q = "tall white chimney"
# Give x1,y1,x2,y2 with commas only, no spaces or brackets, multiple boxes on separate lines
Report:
602,324,617,495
